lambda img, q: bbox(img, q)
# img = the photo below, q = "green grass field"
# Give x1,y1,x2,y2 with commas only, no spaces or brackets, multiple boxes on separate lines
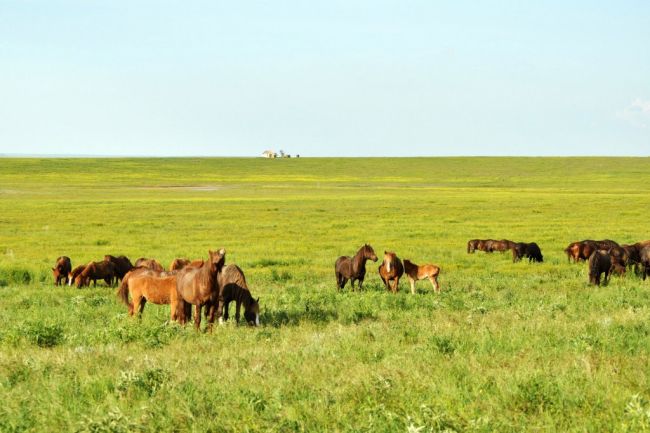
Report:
1,157,650,432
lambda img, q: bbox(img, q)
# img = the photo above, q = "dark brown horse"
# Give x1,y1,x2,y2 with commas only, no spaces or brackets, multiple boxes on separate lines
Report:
378,251,404,293
467,239,480,253
607,246,627,276
334,244,378,290
594,239,619,251
52,256,71,286
216,264,259,326
622,244,642,273
75,260,117,288
589,251,611,286
169,258,191,271
175,249,226,330
641,246,650,281
134,258,165,272
104,255,133,282
512,242,543,263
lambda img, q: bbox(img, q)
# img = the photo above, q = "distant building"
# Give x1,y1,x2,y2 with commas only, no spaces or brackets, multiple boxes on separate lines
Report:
262,150,276,159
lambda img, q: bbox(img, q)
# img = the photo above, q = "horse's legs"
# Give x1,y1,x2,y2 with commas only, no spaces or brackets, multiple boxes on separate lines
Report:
409,277,416,295
235,301,241,324
207,302,216,332
358,277,364,290
430,276,440,293
392,277,399,294
340,278,348,290
350,278,356,291
223,301,230,321
194,304,202,330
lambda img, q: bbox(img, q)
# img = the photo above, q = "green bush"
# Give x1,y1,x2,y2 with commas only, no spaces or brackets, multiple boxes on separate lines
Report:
24,322,64,348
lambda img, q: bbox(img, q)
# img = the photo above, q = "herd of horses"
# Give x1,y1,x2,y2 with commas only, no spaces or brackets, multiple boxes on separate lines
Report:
465,237,650,286
50,237,650,328
52,250,259,329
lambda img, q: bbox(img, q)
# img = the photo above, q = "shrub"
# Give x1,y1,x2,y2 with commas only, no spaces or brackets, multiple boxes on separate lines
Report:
25,322,64,348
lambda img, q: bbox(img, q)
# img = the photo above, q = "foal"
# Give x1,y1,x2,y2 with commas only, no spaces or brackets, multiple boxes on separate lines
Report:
403,259,441,294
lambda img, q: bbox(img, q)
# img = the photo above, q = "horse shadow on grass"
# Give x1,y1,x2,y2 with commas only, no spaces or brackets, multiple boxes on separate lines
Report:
261,304,378,328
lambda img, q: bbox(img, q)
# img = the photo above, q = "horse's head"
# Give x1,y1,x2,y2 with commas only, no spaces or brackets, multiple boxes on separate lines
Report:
208,248,226,273
364,244,378,262
244,297,260,327
383,251,397,272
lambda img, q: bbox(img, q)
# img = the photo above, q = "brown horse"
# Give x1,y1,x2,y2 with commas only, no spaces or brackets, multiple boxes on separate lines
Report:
467,239,480,253
378,251,404,293
117,267,187,320
75,260,117,288
216,264,260,326
175,249,226,330
52,256,71,286
564,241,582,262
589,251,611,286
512,242,543,263
68,264,86,286
607,246,627,276
641,246,650,281
334,244,378,290
403,259,440,294
134,258,165,272
169,258,191,271
104,255,133,282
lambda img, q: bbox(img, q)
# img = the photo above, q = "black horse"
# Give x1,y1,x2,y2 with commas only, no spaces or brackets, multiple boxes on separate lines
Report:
334,244,378,290
512,242,544,263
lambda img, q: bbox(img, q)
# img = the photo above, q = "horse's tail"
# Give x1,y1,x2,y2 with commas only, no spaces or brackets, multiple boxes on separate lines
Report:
117,272,134,315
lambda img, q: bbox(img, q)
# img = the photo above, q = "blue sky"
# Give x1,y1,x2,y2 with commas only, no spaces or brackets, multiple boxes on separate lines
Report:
1,1,649,156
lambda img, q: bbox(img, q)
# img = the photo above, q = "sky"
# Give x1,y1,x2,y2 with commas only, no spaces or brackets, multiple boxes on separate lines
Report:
1,1,649,157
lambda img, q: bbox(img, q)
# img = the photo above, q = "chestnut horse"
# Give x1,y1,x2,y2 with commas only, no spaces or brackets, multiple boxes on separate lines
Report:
134,258,165,272
334,244,378,290
403,259,440,294
216,264,260,326
169,258,190,271
378,251,404,293
117,267,188,321
52,256,71,286
68,264,85,286
175,249,226,330
75,261,117,288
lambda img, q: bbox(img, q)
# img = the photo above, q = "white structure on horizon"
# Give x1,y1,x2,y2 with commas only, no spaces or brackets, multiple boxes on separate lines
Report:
262,150,276,158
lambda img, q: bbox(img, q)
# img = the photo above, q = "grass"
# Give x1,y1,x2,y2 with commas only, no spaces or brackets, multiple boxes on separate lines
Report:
0,157,649,432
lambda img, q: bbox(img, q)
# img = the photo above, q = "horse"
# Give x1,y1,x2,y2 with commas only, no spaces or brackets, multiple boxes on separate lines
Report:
134,258,165,272
564,242,581,262
103,255,133,282
607,246,627,276
169,258,191,271
467,239,480,253
52,256,71,286
175,249,226,330
216,264,260,326
512,242,543,263
68,264,86,286
334,244,378,290
594,239,619,251
640,246,650,281
491,240,514,253
117,267,188,321
378,251,404,293
403,259,440,294
589,251,611,286
75,260,117,288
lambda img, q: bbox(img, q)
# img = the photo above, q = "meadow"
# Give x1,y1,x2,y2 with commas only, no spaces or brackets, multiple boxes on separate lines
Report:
1,156,650,433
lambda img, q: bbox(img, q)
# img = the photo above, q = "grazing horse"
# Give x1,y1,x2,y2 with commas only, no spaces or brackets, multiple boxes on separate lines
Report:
52,256,71,286
68,264,86,286
176,249,226,330
117,267,187,321
378,251,404,293
607,246,627,276
512,242,543,263
216,264,260,326
104,255,133,282
622,244,642,273
75,261,117,288
640,246,650,281
403,259,440,294
134,258,165,272
564,242,582,263
490,240,513,253
467,239,480,253
589,251,611,286
169,258,191,271
334,244,378,290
